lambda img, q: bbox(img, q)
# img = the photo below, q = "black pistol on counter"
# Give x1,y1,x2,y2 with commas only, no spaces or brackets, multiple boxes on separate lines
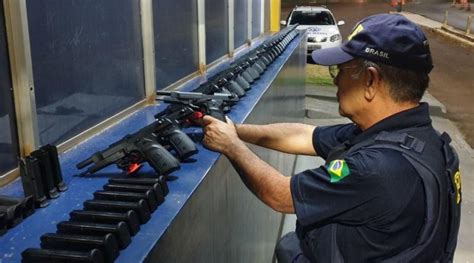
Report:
76,107,199,176
0,195,35,235
156,91,239,123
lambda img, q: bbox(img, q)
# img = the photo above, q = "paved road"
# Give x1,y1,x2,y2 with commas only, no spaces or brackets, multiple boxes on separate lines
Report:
403,1,474,32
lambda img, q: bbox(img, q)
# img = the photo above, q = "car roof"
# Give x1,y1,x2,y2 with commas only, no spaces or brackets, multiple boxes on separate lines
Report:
292,6,331,12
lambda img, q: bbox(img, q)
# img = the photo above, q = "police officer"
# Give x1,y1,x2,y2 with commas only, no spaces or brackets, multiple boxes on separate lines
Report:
202,14,461,262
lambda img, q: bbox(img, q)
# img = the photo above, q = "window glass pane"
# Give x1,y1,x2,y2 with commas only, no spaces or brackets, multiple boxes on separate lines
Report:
0,1,20,174
289,11,335,26
252,0,262,38
27,0,145,146
206,0,228,63
154,1,199,90
234,0,248,48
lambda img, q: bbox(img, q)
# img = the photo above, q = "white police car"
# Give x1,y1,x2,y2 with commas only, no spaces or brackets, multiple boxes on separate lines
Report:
281,6,345,56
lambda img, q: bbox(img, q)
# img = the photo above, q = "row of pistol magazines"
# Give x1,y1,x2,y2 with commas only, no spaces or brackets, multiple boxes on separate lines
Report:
17,24,300,263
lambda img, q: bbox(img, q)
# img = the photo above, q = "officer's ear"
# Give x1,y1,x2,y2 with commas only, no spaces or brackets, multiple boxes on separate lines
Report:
367,72,373,87
364,67,379,101
366,67,378,87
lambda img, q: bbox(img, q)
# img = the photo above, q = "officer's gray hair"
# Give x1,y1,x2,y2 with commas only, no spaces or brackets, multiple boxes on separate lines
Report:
362,60,430,103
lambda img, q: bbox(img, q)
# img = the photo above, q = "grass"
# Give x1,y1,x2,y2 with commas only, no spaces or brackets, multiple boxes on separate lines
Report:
306,63,335,86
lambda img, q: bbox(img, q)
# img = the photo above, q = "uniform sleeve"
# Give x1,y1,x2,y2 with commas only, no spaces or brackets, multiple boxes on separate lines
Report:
291,149,391,227
313,123,360,159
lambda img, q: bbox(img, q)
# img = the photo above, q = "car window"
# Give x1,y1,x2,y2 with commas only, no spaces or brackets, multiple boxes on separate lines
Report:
289,11,335,26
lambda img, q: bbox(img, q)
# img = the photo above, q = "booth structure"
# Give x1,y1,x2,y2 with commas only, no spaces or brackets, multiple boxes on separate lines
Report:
0,0,307,262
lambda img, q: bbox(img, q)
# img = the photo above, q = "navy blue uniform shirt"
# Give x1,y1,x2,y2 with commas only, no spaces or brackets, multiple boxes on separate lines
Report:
291,103,434,261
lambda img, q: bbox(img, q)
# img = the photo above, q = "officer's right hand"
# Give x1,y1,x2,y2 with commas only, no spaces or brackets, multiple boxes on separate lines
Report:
202,115,244,155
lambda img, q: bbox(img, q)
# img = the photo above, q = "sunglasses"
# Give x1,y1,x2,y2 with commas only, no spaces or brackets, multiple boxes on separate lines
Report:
328,65,365,79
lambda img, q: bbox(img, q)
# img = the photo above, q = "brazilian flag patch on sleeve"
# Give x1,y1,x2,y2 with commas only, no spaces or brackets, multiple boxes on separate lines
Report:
326,159,351,183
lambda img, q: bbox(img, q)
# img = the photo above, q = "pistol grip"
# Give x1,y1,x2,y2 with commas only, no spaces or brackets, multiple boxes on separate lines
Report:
167,130,198,160
209,110,226,122
141,141,180,176
235,75,251,91
226,81,245,97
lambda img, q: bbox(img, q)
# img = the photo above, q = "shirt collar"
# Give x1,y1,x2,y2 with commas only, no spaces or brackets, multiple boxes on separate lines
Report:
349,102,432,145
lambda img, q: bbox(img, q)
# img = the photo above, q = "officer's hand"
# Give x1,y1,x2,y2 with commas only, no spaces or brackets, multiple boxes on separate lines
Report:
202,115,242,154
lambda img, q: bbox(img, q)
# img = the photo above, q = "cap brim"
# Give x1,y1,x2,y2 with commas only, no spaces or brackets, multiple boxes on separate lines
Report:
311,46,354,66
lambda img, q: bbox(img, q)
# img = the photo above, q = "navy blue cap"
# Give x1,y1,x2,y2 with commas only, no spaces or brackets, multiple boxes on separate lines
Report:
311,14,433,73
